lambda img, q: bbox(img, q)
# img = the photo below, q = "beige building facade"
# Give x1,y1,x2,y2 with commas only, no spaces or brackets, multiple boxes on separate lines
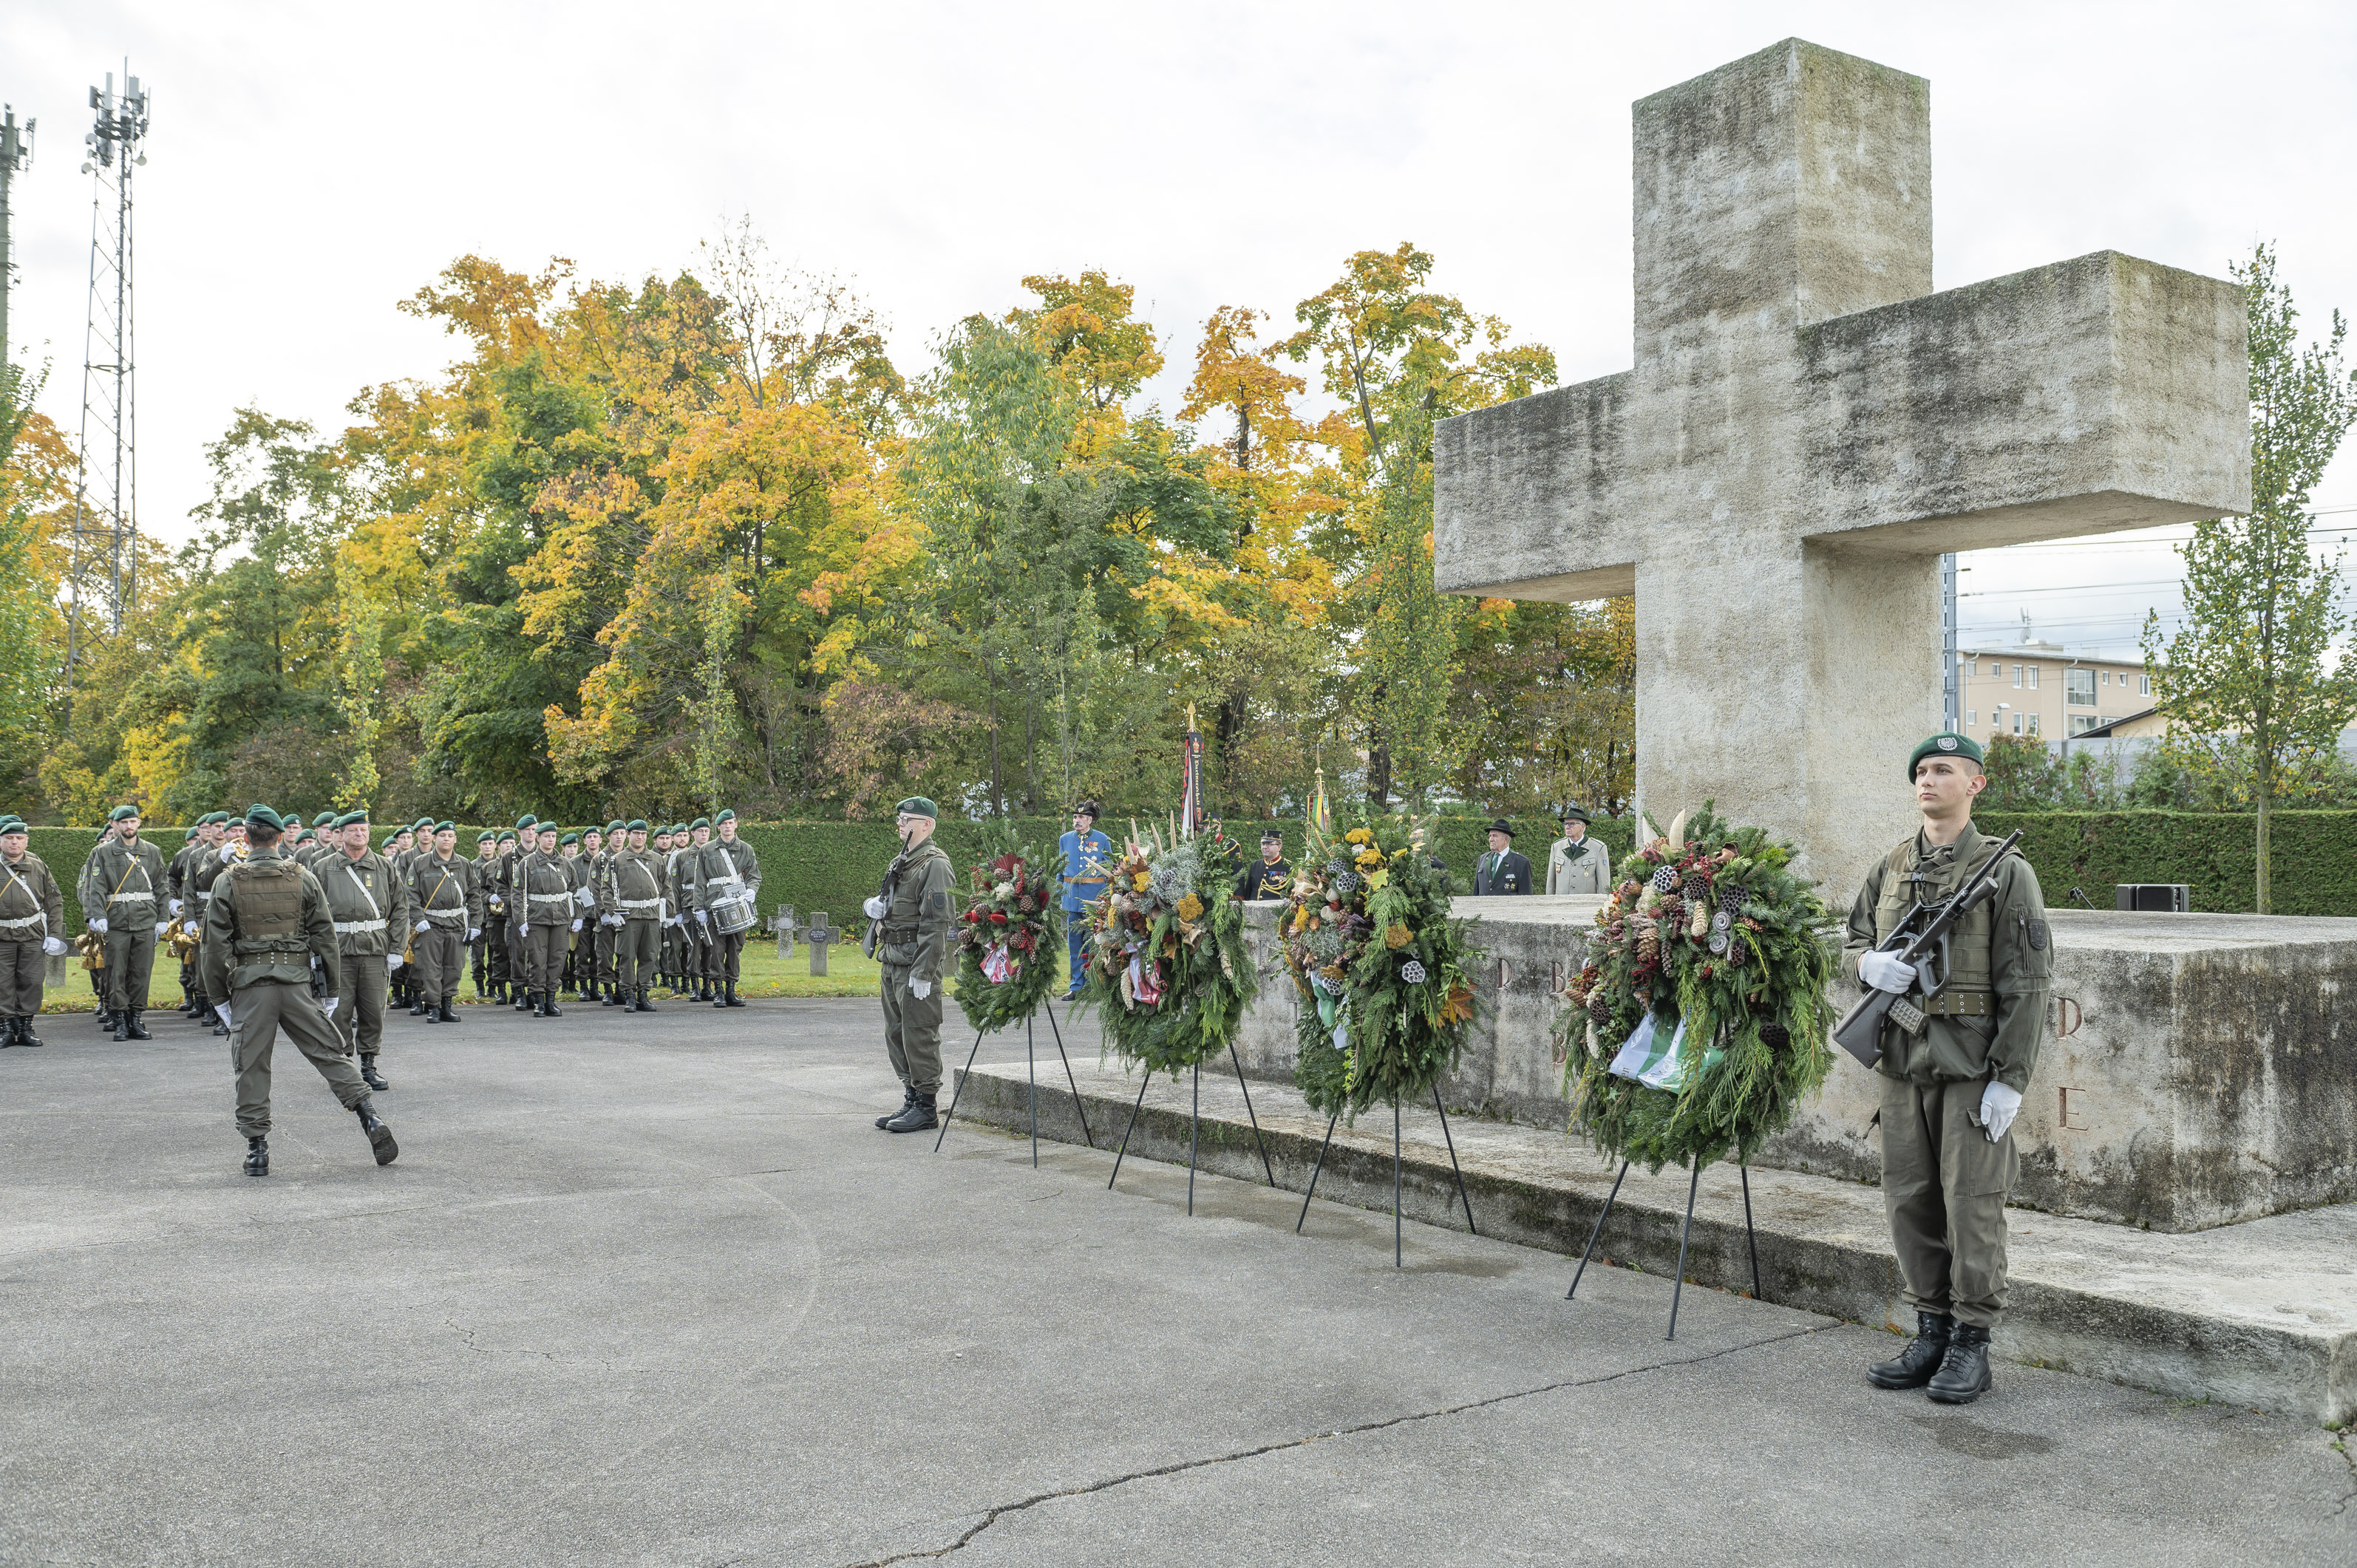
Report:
1958,639,2158,742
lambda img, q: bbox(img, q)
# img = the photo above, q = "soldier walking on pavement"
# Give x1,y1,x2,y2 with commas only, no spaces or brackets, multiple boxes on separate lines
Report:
1545,802,1612,896
690,808,759,1009
319,810,411,1091
0,814,67,1047
1848,732,2050,1406
203,805,396,1177
1058,801,1112,1001
407,821,481,1025
517,820,579,1018
863,797,956,1133
81,804,170,1040
599,819,666,1012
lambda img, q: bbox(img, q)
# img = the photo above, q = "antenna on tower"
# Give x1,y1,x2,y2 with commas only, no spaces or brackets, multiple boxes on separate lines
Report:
1,103,35,381
64,61,151,706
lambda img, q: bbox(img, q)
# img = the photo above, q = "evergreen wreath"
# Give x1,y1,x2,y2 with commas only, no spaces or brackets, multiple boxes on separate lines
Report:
952,842,1061,1035
1281,813,1483,1121
1552,802,1837,1170
1078,818,1256,1074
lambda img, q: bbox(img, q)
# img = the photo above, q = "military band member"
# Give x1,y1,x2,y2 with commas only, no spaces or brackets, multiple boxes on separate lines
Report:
0,815,66,1047
599,819,666,1012
81,804,169,1040
581,823,612,1004
469,831,498,997
1058,801,1112,1000
689,808,758,1008
75,819,118,1018
517,821,578,1017
665,821,703,1000
202,805,396,1178
1234,829,1292,901
1545,802,1611,896
487,829,520,1002
319,810,410,1091
505,817,539,1009
1848,732,2050,1407
1472,819,1534,896
864,797,956,1132
189,816,247,1033
556,831,583,998
407,821,481,1025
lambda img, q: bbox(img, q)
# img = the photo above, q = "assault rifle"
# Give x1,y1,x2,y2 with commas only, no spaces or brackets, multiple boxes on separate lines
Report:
1831,828,2024,1069
862,844,914,960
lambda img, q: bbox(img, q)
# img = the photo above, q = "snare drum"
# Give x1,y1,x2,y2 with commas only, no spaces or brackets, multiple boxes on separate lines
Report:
712,896,758,936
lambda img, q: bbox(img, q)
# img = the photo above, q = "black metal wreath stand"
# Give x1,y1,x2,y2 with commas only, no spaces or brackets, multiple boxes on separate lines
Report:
1105,1043,1278,1213
933,1000,1097,1160
1565,1156,1764,1339
1292,1085,1479,1265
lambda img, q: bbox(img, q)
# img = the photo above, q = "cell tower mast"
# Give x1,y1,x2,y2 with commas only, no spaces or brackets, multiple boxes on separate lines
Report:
65,64,149,690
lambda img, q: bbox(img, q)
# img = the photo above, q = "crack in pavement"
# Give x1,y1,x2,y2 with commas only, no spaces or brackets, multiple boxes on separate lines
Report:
2327,1432,2357,1518
836,1321,1840,1567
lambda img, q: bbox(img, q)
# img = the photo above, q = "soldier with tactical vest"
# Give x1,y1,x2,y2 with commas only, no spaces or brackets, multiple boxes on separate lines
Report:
0,814,66,1047
201,805,396,1177
863,797,956,1133
408,820,481,1024
318,810,410,1092
688,808,758,1008
515,820,579,1017
81,804,170,1041
1846,732,2050,1407
597,819,666,1012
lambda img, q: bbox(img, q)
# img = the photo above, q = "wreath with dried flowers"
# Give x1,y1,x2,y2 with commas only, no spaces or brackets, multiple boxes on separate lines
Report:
1077,819,1256,1074
952,843,1061,1035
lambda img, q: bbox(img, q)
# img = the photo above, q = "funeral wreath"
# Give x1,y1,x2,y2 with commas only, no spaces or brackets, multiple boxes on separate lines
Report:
952,843,1061,1035
1078,819,1256,1074
1552,802,1837,1170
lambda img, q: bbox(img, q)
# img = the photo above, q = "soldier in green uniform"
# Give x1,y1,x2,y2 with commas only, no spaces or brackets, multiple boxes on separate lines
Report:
202,805,395,1177
504,817,538,1009
188,816,247,1034
653,825,680,992
408,820,481,1024
517,820,577,1017
81,804,170,1040
863,797,956,1133
469,831,499,998
689,808,759,1008
599,819,666,1012
1545,802,1612,896
1847,732,2050,1407
318,809,410,1091
0,814,66,1046
487,829,519,1003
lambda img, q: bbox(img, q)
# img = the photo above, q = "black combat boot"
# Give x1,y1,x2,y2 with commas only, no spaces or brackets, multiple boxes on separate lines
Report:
354,1097,398,1165
633,988,657,1013
1926,1323,1994,1405
245,1135,270,1176
96,1009,116,1032
119,1009,152,1041
542,991,562,1018
1865,1312,1954,1390
437,1001,459,1023
360,1054,390,1091
409,995,426,1016
0,1015,16,1046
724,981,745,1008
884,1092,939,1134
712,981,727,1009
514,986,532,1012
18,1014,40,1048
599,984,616,1008
876,1088,916,1130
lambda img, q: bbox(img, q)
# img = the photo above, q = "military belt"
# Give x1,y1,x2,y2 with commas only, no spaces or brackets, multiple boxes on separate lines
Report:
1909,991,1993,1018
619,897,661,912
333,918,388,935
0,913,45,935
423,908,467,924
108,890,154,904
526,892,574,906
882,925,919,941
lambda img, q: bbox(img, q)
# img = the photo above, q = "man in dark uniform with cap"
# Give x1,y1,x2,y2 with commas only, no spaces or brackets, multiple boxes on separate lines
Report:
864,797,956,1132
1472,819,1534,895
1233,829,1292,901
1848,731,2050,1407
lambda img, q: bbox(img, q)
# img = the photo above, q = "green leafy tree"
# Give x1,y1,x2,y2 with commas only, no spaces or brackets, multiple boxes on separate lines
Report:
2144,244,2357,912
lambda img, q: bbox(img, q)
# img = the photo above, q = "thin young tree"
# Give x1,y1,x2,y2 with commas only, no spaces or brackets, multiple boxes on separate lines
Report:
2144,244,2357,912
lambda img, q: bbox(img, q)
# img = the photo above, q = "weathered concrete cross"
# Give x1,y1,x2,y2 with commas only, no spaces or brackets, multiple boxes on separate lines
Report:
769,904,797,961
1435,39,2250,899
805,910,837,977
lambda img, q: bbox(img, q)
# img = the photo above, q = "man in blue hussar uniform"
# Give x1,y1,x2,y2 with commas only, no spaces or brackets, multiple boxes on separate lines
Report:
1234,830,1292,901
1058,800,1113,1000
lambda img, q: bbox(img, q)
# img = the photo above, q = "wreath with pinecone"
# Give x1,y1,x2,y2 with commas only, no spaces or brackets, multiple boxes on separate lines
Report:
1551,802,1837,1170
952,843,1061,1035
1077,819,1256,1074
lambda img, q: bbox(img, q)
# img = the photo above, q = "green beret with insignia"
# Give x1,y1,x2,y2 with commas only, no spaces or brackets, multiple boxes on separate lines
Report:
606,819,626,835
476,830,496,845
894,797,939,820
1906,731,1986,780
437,820,455,834
0,817,25,835
690,817,710,831
560,831,578,846
715,808,735,823
497,830,517,844
627,819,649,832
245,804,285,832
333,810,367,829
515,814,537,832
108,804,138,822
310,811,334,828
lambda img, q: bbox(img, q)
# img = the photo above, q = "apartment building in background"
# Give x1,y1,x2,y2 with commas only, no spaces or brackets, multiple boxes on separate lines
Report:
1958,639,2162,742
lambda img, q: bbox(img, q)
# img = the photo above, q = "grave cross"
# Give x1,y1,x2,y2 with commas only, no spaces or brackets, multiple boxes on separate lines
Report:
805,910,837,977
768,904,797,961
1435,39,2249,899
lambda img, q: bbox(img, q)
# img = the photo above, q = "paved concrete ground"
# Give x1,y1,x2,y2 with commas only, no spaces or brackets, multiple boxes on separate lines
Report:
2,998,2351,1567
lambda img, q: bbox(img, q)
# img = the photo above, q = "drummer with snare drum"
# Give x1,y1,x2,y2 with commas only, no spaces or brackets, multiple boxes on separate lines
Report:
688,808,761,1009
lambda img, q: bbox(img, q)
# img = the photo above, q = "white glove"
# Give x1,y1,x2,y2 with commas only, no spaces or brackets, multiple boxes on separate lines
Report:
910,977,931,999
467,928,481,943
184,921,199,936
693,909,708,926
155,921,170,936
387,953,403,972
1980,1082,2022,1142
90,917,108,934
1858,950,1916,994
571,918,582,933
575,887,595,907
169,899,183,916
605,913,624,927
42,935,66,956
324,995,341,1018
415,919,431,933
217,1003,234,1031
219,843,239,865
863,895,888,920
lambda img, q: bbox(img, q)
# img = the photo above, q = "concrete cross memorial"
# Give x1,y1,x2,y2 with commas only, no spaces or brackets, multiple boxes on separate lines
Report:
805,910,837,977
769,904,797,961
1435,38,2251,898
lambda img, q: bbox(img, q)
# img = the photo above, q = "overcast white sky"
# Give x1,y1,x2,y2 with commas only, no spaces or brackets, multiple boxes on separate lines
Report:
5,1,2354,664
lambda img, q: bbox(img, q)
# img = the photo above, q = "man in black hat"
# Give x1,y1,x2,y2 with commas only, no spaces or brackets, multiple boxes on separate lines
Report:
1472,820,1534,896
1545,802,1612,896
1233,829,1292,901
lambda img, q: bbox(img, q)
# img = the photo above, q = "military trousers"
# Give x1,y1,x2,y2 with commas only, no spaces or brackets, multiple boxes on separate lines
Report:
416,925,466,1006
589,919,611,989
880,965,944,1097
486,914,511,987
1,938,44,1016
229,981,368,1138
336,952,391,1057
610,919,656,990
705,928,744,984
523,922,569,995
1879,1073,2019,1329
101,922,157,1014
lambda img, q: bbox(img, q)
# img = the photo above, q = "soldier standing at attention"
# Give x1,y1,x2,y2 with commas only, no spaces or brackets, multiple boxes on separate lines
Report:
166,823,202,1015
320,810,410,1092
690,808,759,1009
517,821,577,1018
76,819,119,1021
203,805,395,1178
488,829,520,1003
556,831,585,998
1848,732,2050,1407
408,821,480,1025
1057,801,1112,1001
189,816,247,1034
1545,803,1612,896
1233,829,1292,901
655,825,684,993
469,831,498,998
505,817,539,1009
600,819,666,1012
1472,819,1534,896
82,804,170,1040
0,814,67,1047
667,821,706,1001
863,797,956,1133
584,822,616,1005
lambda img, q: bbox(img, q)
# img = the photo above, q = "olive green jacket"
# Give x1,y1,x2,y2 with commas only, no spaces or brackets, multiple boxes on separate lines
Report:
80,836,169,928
200,845,341,1001
874,838,955,981
316,849,415,958
0,849,64,941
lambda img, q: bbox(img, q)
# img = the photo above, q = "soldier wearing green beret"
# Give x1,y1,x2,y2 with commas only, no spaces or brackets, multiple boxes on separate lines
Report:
469,830,500,998
516,820,578,1017
863,797,956,1132
1846,731,2050,1407
598,819,667,1011
80,803,169,1040
652,825,680,992
0,815,66,1046
688,807,759,1008
317,808,410,1091
166,816,218,1016
407,821,480,1025
200,805,397,1177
